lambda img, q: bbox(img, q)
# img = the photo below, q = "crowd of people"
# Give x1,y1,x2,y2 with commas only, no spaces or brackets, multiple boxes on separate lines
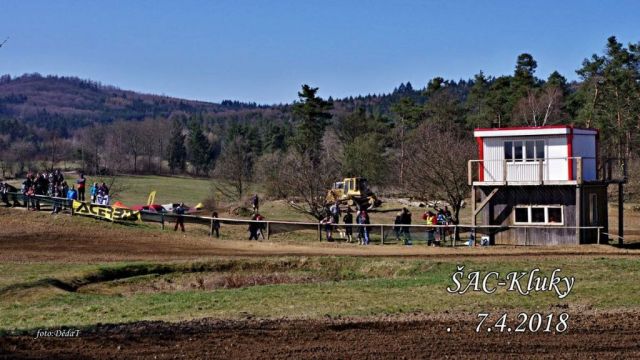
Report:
320,202,372,245
0,170,112,213
318,202,456,246
4,172,465,246
90,181,111,206
421,207,454,246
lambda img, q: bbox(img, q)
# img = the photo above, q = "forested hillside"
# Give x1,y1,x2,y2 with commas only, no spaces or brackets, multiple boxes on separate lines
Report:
0,36,638,207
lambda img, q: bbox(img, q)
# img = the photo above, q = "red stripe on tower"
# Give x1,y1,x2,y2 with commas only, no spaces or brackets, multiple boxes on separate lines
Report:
477,137,484,181
567,126,574,180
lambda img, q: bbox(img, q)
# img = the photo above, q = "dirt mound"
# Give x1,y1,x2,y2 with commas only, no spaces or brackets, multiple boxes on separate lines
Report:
2,311,639,359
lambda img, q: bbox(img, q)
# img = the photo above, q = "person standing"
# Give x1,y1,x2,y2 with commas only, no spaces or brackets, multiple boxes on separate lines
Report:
251,194,259,213
21,176,32,207
360,210,370,245
173,203,186,232
343,208,354,243
436,209,447,246
248,214,260,240
321,214,334,242
255,213,266,240
393,211,403,242
66,185,78,202
401,207,413,245
330,202,341,224
0,182,9,207
424,211,437,246
212,212,220,238
90,182,98,203
76,173,86,202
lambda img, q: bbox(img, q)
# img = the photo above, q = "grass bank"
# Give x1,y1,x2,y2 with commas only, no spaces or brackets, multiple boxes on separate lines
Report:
1,256,638,333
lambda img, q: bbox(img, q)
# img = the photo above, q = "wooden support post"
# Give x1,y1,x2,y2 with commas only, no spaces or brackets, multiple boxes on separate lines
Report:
470,186,477,248
318,223,322,242
618,183,624,246
209,218,213,237
474,188,499,218
467,161,473,186
575,186,581,243
161,214,165,230
597,227,601,245
502,160,508,184
538,160,544,184
576,158,583,184
266,222,270,241
380,225,384,245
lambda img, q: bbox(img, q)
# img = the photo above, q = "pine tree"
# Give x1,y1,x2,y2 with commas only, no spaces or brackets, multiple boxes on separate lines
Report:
292,84,333,162
187,120,211,175
167,119,186,174
465,71,493,128
574,36,640,160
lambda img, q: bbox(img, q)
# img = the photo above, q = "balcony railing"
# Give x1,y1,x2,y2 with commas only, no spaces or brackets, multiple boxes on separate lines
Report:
468,157,597,185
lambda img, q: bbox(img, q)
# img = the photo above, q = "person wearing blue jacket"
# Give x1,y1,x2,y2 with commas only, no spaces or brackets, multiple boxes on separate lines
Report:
67,186,78,201
90,182,98,203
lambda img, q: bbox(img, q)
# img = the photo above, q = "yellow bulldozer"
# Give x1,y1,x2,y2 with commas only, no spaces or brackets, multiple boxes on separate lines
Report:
326,177,382,210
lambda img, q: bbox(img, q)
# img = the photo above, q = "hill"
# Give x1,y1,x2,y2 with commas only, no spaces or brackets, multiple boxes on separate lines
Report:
0,73,272,130
0,73,440,132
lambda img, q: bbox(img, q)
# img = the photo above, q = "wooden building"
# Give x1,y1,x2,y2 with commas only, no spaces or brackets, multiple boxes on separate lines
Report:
469,125,624,245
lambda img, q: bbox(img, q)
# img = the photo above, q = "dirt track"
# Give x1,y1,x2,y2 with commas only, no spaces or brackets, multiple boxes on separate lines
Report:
2,311,640,359
0,208,638,263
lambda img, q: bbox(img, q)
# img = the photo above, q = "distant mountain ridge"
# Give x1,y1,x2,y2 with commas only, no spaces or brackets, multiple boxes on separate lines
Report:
0,73,269,126
0,73,469,141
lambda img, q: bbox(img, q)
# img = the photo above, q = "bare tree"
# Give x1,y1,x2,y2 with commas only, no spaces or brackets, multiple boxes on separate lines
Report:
7,141,37,176
513,86,564,126
254,151,289,199
77,124,106,175
405,122,474,224
281,150,340,220
212,136,252,201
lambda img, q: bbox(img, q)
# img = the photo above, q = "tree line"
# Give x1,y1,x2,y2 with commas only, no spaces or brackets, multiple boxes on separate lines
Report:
0,36,638,218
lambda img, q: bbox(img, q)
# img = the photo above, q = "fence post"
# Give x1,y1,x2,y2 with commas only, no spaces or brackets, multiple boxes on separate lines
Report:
380,225,384,245
161,214,165,230
318,223,322,241
209,218,213,237
452,226,456,247
597,227,601,245
266,221,270,241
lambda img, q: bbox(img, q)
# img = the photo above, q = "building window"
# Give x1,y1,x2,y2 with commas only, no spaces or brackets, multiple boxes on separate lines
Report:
513,205,563,225
525,140,535,162
548,207,562,224
515,207,529,223
531,207,545,223
514,141,523,162
504,140,546,162
536,140,545,160
504,141,513,161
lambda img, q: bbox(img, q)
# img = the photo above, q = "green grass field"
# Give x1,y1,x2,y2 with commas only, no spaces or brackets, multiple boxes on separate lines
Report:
1,257,639,333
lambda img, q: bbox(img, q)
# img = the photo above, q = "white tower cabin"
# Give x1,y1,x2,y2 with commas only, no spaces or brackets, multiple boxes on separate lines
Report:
469,125,624,245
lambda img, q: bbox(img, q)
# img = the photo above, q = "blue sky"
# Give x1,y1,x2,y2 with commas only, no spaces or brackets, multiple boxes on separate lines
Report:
1,1,638,104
